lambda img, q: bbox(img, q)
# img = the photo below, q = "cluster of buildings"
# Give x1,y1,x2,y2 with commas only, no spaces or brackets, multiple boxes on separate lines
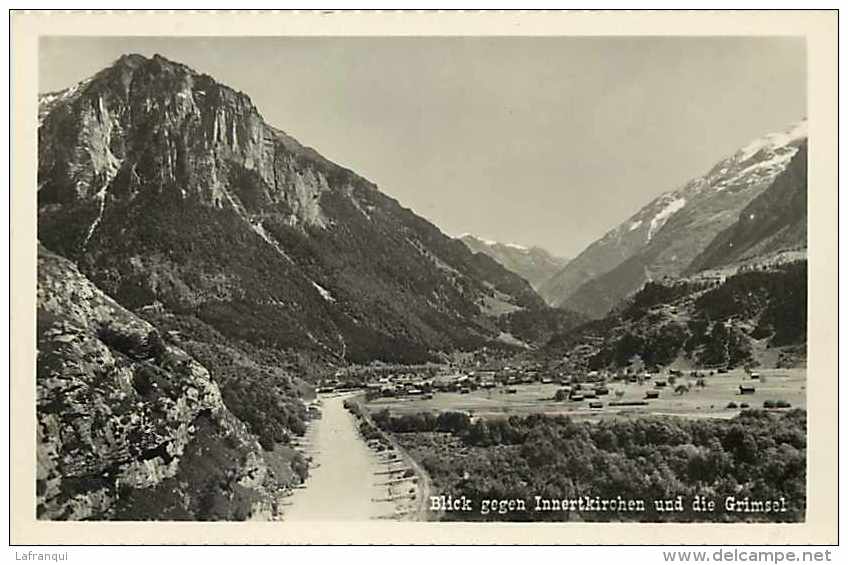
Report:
315,363,748,400
318,364,617,398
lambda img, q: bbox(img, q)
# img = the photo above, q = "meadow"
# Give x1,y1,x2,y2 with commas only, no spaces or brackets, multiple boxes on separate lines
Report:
365,368,806,421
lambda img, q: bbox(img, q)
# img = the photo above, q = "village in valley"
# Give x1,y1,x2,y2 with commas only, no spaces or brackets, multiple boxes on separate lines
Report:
316,362,805,421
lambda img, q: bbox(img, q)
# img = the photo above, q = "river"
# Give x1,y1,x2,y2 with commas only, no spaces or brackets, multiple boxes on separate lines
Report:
282,393,406,521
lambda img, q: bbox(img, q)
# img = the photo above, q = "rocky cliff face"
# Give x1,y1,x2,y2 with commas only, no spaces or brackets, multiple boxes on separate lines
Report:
38,54,544,365
458,235,569,292
539,120,807,318
37,246,301,520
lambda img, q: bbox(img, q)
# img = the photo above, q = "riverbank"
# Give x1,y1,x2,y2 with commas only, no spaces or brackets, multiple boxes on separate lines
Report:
282,393,424,521
346,396,433,521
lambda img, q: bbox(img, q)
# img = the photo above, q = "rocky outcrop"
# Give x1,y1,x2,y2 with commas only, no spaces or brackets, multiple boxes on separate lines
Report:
37,246,299,520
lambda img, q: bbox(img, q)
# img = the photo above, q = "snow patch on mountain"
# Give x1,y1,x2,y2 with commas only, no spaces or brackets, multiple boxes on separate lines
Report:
460,233,498,246
647,197,686,241
246,219,294,263
82,184,109,248
38,78,93,126
311,281,336,303
728,150,799,183
737,120,807,162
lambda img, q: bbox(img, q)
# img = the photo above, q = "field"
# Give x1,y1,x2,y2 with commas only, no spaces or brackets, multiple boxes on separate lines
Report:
366,368,806,420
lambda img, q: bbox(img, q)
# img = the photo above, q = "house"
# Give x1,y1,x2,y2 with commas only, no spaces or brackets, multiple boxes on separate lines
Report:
645,390,660,399
739,385,756,395
589,401,603,409
749,373,761,380
655,380,668,388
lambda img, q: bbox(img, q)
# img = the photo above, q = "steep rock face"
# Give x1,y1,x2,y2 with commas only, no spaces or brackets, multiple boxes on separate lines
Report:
459,234,569,292
540,120,807,318
38,54,544,364
37,246,299,520
688,142,807,273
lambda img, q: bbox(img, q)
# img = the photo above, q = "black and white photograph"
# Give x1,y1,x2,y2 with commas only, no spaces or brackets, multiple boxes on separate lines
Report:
10,9,838,546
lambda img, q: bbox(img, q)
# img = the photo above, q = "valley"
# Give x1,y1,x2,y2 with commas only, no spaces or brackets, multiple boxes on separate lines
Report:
34,52,809,524
363,368,806,421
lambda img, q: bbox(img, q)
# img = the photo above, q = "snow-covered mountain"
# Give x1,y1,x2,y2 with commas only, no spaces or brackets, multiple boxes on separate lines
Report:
459,234,569,292
539,119,808,318
688,140,807,273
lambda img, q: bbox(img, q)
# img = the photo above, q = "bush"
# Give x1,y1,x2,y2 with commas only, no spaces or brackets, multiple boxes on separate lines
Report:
132,365,157,396
389,409,807,523
145,330,167,362
764,399,792,409
97,324,148,359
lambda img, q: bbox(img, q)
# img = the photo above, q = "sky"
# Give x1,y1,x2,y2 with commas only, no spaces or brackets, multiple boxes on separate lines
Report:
39,36,805,257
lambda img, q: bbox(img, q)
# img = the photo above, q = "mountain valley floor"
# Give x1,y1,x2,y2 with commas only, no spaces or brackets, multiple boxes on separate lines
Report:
364,368,805,421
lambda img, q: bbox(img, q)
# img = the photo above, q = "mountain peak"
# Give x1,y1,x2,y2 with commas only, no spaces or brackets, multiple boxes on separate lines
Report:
459,234,534,253
113,52,149,68
540,118,807,317
37,53,545,366
736,118,807,163
459,234,569,292
110,52,195,74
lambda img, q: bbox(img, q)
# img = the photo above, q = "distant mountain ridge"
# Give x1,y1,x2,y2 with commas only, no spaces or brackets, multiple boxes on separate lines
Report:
37,53,545,365
458,234,569,292
539,119,807,318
